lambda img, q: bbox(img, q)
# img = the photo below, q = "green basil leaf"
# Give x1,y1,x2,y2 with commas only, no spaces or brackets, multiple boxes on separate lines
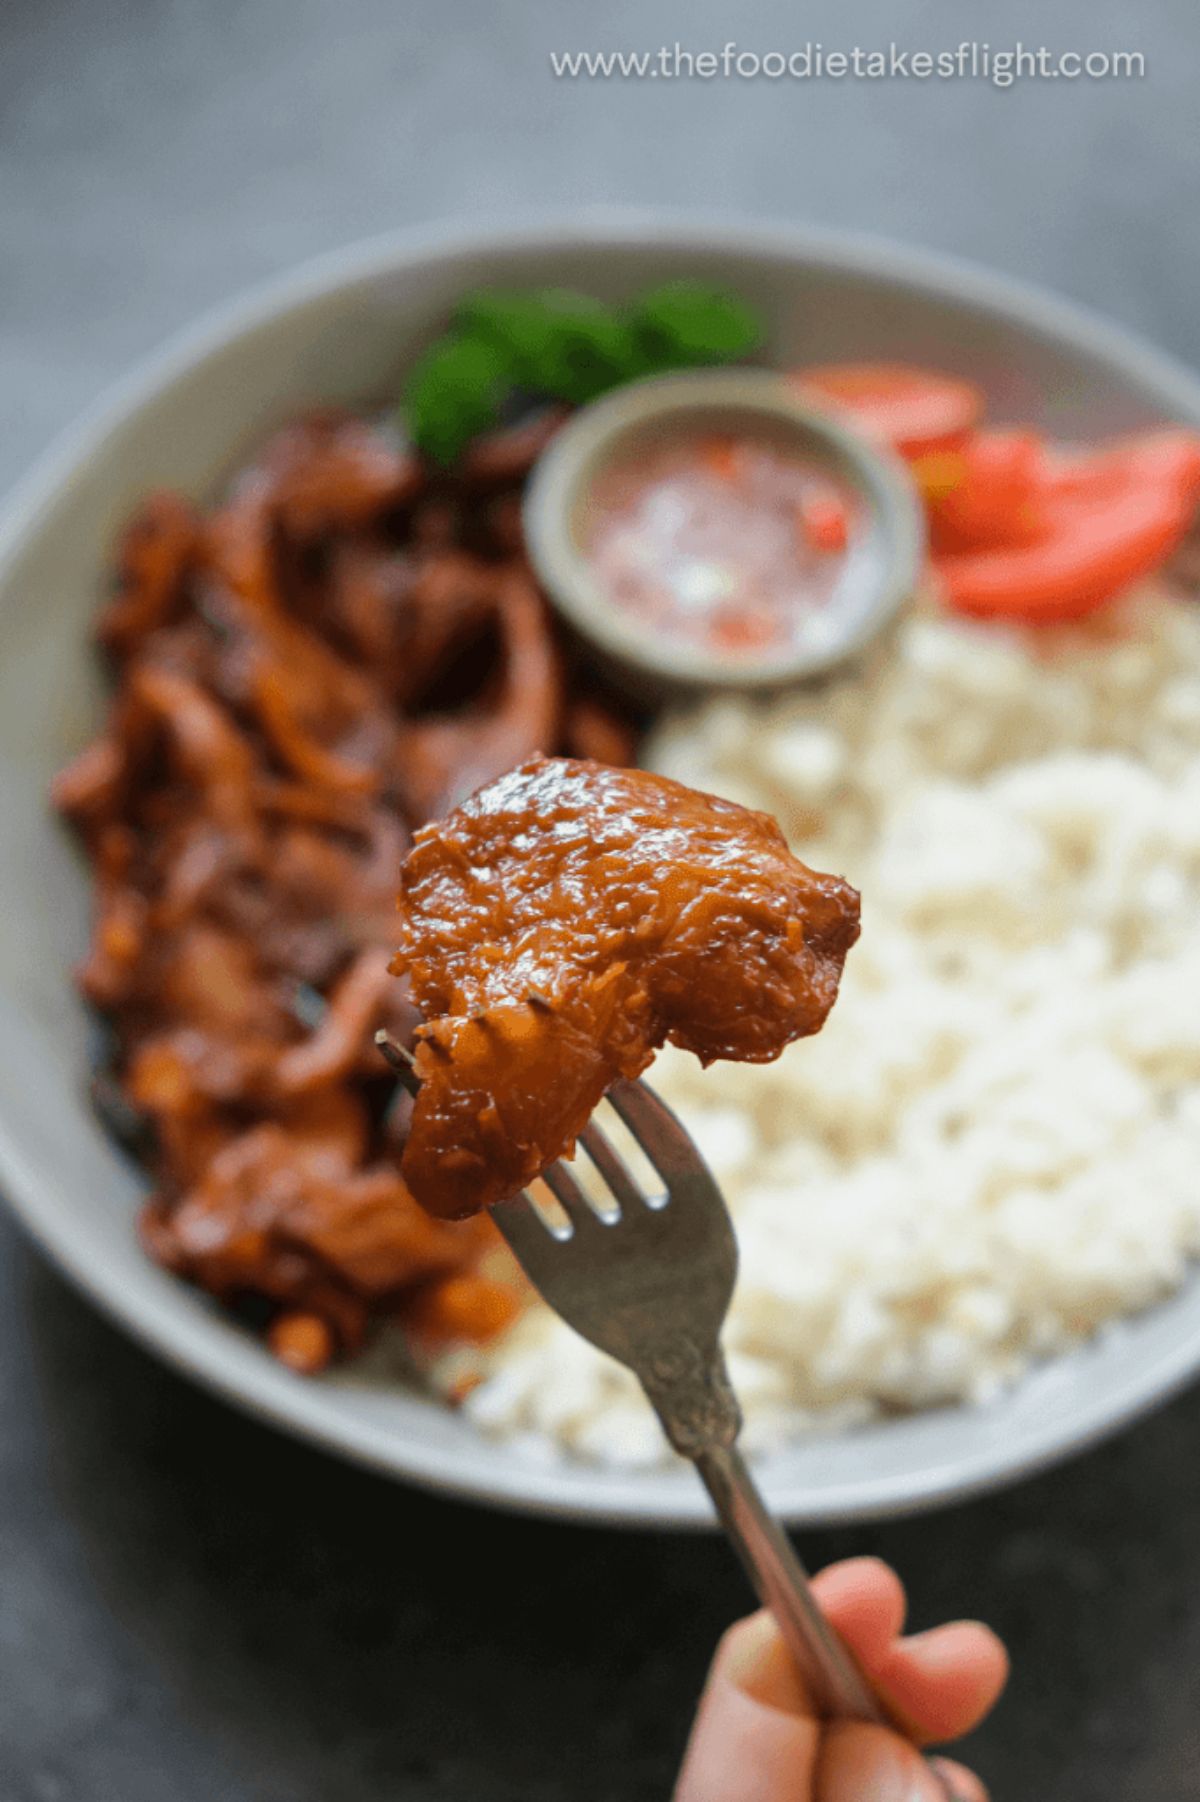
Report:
631,280,764,371
404,332,518,466
457,288,639,405
401,281,767,465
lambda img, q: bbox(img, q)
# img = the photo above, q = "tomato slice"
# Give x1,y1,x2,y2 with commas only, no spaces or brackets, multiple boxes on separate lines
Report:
934,479,1196,622
922,429,1049,553
792,366,1200,623
1046,428,1200,507
794,363,984,458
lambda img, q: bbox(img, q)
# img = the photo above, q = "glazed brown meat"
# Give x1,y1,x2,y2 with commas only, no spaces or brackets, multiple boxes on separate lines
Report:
394,755,861,1218
54,407,644,1372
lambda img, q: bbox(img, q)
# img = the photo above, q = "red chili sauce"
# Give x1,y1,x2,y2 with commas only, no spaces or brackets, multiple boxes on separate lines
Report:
580,429,855,660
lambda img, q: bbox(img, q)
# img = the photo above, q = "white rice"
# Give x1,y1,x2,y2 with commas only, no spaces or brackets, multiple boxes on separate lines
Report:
455,590,1200,1467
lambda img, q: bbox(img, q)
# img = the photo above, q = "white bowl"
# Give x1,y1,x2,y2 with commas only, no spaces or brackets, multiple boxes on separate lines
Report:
4,212,1200,1528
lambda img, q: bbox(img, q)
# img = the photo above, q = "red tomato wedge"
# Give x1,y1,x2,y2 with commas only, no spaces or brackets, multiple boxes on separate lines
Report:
923,429,1049,553
791,362,1200,624
934,481,1197,623
1046,428,1200,507
934,426,1200,621
794,363,984,458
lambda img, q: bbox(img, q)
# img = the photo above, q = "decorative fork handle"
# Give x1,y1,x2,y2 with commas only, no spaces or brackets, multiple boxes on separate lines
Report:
641,1348,917,1737
691,1439,960,1798
692,1440,900,1726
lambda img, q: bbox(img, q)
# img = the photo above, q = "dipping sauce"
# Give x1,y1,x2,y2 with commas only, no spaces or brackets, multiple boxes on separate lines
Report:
580,429,856,660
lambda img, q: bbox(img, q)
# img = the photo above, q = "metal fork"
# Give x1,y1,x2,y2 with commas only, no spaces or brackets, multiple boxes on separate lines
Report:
377,1033,919,1741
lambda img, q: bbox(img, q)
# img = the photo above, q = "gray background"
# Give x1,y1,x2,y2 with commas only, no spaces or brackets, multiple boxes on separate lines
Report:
3,0,1200,1796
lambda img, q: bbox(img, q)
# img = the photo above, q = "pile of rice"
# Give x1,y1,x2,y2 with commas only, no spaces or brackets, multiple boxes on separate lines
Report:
454,591,1200,1467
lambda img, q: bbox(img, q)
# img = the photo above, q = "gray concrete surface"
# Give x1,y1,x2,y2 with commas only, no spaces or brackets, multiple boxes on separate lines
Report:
3,0,1200,1796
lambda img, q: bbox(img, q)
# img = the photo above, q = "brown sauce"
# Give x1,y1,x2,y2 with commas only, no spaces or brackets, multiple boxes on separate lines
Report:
394,754,861,1218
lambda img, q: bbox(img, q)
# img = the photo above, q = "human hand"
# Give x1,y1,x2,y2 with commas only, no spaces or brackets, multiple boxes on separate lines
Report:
675,1557,1008,1801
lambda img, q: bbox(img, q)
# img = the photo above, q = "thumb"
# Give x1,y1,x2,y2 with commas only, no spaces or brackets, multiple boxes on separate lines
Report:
818,1722,963,1801
675,1612,820,1802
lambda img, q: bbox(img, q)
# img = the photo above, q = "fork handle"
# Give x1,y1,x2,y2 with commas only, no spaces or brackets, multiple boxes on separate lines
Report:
692,1442,913,1732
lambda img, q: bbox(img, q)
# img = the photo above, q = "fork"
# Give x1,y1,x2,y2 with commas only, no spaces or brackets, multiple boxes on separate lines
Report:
377,1032,926,1746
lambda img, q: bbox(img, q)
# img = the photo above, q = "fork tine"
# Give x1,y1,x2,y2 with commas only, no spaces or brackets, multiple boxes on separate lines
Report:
578,1119,643,1215
605,1077,692,1182
542,1158,613,1230
375,1028,420,1097
489,1189,566,1267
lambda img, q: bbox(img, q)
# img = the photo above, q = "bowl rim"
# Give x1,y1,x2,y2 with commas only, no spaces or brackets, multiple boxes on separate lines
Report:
7,205,1200,1529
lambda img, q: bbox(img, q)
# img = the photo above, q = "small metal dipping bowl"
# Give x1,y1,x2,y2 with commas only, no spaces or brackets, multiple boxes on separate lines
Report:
523,368,926,692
